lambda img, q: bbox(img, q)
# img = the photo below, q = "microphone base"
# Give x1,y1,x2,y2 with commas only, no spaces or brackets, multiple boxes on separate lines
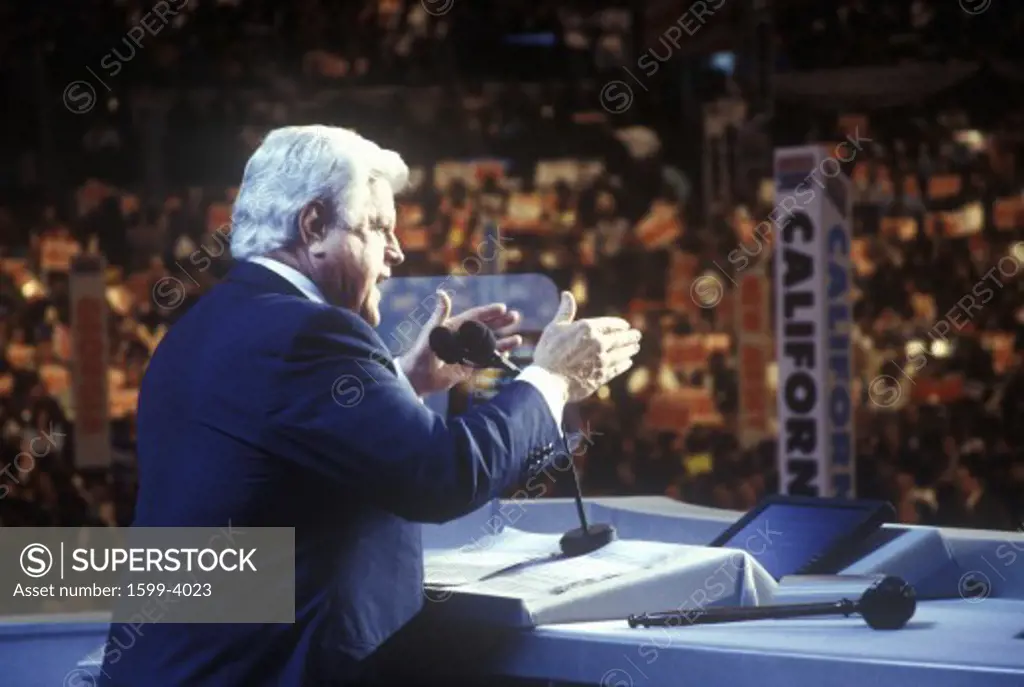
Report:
560,523,617,557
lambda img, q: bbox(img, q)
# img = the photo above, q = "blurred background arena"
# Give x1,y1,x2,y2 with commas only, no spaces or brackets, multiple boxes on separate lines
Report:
1,0,1024,555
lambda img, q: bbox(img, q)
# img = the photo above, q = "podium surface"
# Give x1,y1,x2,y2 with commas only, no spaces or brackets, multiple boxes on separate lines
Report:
404,497,1024,686
3,497,1024,686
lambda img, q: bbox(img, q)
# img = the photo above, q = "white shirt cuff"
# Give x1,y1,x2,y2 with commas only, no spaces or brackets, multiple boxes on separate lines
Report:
516,365,568,429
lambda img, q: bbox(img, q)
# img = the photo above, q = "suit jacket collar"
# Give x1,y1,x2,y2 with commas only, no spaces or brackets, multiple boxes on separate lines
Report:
226,260,400,375
248,256,328,304
226,260,310,300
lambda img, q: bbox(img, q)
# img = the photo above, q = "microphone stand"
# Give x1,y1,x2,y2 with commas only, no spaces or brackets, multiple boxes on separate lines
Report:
570,461,590,533
557,406,616,557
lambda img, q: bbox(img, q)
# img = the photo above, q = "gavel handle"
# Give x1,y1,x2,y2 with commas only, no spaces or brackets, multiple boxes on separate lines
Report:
629,599,857,627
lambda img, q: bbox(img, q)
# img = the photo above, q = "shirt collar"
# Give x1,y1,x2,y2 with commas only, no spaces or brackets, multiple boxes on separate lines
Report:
248,256,325,304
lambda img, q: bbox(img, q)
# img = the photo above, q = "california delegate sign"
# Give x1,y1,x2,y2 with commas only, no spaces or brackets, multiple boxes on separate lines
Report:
773,146,854,498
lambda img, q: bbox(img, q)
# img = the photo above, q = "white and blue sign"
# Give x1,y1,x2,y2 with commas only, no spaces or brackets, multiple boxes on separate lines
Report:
774,146,854,498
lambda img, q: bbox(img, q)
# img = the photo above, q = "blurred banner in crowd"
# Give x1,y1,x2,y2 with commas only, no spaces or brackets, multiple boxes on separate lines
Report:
70,256,112,469
737,265,772,448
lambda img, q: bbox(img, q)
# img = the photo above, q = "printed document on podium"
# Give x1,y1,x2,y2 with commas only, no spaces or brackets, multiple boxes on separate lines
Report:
424,528,775,626
425,528,680,593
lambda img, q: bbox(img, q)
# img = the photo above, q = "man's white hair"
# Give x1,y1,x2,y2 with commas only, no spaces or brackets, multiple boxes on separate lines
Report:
230,125,409,260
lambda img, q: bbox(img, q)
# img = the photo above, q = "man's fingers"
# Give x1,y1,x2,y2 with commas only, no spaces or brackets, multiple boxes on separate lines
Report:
601,329,643,352
585,317,632,334
592,356,636,384
448,304,521,336
452,303,509,325
495,335,523,352
469,312,521,341
479,308,520,326
487,309,521,332
605,357,635,380
602,343,641,367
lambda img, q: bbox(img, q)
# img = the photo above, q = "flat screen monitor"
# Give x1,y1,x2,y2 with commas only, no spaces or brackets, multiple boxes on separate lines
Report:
709,495,895,580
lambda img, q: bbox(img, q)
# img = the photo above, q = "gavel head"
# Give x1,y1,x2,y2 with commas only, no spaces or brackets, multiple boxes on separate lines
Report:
859,575,916,630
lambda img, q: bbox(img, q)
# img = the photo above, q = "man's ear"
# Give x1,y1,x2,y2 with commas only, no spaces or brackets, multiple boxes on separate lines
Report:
298,200,331,257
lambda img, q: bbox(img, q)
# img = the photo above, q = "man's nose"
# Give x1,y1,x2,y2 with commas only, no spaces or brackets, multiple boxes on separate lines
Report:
385,242,404,267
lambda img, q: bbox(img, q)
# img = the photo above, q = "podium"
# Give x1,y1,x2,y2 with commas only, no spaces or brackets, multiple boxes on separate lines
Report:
404,496,1024,686
4,496,1024,686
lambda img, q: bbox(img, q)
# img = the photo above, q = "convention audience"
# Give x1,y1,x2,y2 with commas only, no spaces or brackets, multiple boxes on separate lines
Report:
1,0,1023,533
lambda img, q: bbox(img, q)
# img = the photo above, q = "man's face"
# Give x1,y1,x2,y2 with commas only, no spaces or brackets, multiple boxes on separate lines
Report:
315,181,404,326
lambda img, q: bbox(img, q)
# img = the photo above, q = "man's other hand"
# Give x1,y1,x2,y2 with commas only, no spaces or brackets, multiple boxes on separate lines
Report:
532,292,641,402
398,290,522,397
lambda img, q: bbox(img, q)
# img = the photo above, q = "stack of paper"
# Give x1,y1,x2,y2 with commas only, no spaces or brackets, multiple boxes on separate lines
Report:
424,528,778,627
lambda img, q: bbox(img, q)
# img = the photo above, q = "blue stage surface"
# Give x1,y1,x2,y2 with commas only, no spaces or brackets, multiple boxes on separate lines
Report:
3,497,1024,686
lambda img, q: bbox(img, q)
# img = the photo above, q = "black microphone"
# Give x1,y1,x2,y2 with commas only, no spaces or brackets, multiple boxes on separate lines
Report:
455,321,520,373
428,322,520,371
627,576,917,631
428,326,466,365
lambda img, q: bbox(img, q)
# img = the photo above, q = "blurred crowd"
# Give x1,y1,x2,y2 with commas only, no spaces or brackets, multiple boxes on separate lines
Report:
2,0,1024,532
774,0,1024,70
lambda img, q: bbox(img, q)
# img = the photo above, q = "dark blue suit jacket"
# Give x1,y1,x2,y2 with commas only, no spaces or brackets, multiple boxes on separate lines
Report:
99,261,561,686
